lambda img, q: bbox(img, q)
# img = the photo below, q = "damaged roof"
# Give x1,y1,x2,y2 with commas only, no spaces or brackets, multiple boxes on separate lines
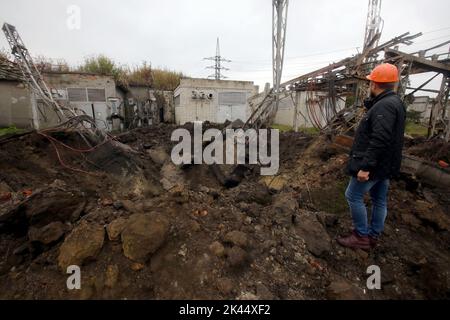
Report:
0,56,23,81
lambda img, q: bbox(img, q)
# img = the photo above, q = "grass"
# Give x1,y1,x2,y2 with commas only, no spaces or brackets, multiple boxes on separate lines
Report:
271,124,320,135
0,126,24,137
405,122,428,137
271,124,293,132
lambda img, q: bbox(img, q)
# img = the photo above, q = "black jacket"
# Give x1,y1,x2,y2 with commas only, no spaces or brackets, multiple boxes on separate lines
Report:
346,90,406,180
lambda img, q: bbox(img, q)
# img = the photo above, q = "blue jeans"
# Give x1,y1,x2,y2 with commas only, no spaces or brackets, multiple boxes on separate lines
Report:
344,177,390,238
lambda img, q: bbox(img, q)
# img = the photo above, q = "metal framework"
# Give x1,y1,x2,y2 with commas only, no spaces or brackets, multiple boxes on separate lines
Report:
2,22,107,147
281,34,450,140
244,0,289,130
204,38,231,80
273,0,289,98
2,23,71,120
363,0,383,52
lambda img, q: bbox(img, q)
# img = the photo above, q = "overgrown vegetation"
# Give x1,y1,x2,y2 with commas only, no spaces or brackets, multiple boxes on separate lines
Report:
34,55,70,72
405,122,428,136
77,55,185,91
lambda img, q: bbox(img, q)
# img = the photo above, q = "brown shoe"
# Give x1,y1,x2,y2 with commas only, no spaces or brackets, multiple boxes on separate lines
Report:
337,230,370,250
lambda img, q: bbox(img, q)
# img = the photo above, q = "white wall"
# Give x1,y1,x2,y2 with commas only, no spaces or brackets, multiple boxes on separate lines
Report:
174,78,258,125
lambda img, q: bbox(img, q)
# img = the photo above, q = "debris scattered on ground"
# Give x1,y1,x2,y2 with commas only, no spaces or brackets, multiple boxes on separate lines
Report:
0,124,449,299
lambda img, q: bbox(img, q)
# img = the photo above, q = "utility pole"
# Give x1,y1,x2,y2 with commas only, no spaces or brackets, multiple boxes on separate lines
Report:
204,38,231,80
273,0,289,111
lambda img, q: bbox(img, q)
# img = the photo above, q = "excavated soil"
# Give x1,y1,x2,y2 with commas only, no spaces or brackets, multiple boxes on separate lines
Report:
0,124,449,300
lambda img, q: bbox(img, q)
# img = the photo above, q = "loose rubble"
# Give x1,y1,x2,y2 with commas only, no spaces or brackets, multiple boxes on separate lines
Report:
0,125,448,299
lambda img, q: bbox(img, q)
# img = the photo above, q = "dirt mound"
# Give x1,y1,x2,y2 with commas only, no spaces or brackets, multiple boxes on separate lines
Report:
0,126,449,299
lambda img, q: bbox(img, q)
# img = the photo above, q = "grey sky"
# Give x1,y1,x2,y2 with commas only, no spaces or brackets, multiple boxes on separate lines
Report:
1,0,449,92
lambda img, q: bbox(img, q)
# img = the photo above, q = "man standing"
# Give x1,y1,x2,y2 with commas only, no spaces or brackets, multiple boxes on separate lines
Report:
337,63,406,250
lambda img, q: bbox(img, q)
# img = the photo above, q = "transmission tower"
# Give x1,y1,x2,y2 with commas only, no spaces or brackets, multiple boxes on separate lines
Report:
204,38,231,80
363,0,384,52
272,0,289,109
244,0,289,130
2,23,70,119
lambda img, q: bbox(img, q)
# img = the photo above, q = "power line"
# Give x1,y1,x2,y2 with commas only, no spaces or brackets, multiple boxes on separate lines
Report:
203,37,231,80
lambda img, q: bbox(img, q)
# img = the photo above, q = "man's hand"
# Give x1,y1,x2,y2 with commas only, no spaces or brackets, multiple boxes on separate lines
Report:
357,170,370,182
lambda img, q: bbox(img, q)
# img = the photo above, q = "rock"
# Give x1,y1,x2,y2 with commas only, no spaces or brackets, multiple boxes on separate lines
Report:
28,221,66,245
224,231,248,248
317,212,338,228
122,200,140,213
1,188,86,227
295,211,331,257
101,198,113,206
131,262,145,271
160,162,185,191
217,278,234,295
121,213,170,262
237,291,258,300
49,179,66,189
259,176,287,192
271,193,298,226
209,241,225,257
58,221,105,270
148,147,170,165
327,278,365,300
106,217,128,241
256,283,274,300
226,246,248,267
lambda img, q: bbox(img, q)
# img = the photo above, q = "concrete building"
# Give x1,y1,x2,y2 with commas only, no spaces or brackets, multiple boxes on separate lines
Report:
42,71,120,130
408,96,432,123
0,77,35,129
174,78,259,125
0,57,124,131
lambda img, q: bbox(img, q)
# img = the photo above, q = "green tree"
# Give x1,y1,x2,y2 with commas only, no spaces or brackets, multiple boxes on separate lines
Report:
406,110,422,124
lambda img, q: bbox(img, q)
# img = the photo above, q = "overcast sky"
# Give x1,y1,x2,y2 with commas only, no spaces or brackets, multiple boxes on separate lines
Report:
1,0,449,92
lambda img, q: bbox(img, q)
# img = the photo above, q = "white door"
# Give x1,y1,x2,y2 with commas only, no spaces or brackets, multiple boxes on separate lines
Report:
217,105,232,123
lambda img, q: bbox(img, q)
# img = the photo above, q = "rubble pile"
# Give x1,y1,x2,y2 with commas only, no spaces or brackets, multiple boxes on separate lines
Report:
0,125,449,299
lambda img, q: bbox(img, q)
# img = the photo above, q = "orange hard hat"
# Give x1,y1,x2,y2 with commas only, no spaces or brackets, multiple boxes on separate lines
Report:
366,63,399,83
